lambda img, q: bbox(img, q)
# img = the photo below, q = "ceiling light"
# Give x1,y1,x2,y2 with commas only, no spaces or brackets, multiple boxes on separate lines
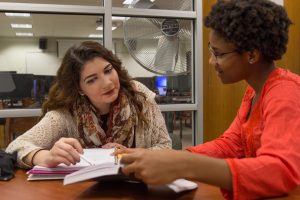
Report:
5,13,31,17
112,16,126,21
123,0,134,4
11,24,32,29
16,32,33,37
96,26,117,31
88,34,103,38
96,26,103,31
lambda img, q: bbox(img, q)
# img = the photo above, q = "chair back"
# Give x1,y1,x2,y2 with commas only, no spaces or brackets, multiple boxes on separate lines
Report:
169,134,182,150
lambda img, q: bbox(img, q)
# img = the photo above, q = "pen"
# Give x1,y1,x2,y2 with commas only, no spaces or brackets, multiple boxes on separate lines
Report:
114,147,118,165
79,154,93,166
114,147,126,165
117,154,126,165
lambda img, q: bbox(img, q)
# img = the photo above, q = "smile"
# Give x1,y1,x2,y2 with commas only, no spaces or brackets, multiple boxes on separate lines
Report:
103,89,115,95
215,69,223,76
214,66,223,76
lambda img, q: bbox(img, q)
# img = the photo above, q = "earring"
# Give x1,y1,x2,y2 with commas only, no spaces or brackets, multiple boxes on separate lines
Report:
79,92,84,96
249,59,254,64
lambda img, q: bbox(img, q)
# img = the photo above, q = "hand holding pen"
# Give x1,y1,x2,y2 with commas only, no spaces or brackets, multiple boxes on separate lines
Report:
35,138,83,168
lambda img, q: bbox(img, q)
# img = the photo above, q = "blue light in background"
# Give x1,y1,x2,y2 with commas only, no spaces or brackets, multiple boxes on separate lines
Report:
155,76,167,96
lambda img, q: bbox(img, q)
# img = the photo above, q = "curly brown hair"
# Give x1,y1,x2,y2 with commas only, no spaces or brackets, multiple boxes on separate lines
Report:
205,0,292,61
42,41,146,122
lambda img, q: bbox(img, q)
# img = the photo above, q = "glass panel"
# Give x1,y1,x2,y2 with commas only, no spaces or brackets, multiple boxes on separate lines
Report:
4,0,103,6
113,16,193,104
112,0,193,11
0,13,103,109
162,111,193,149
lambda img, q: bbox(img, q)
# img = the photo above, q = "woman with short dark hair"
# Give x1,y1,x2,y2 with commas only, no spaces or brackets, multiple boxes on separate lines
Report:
117,1,300,199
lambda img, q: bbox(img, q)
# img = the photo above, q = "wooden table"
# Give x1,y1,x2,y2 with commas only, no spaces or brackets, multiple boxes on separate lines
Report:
1,170,300,200
0,170,221,200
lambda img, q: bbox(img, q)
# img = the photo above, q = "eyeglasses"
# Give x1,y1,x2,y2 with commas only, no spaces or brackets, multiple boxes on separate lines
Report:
208,42,237,62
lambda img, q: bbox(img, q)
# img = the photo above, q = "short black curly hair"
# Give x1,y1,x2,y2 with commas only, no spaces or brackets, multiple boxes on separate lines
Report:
205,0,292,61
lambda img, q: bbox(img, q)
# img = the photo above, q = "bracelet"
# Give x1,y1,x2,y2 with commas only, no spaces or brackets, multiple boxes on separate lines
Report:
30,149,46,167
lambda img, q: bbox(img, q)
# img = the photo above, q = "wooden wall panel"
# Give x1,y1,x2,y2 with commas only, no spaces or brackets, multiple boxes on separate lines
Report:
276,0,300,74
202,0,300,142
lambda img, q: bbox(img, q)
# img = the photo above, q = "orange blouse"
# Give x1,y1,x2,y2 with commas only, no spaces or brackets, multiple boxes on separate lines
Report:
187,68,300,199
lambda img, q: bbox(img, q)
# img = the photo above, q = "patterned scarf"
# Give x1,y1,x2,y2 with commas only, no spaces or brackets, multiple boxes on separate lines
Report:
74,91,138,148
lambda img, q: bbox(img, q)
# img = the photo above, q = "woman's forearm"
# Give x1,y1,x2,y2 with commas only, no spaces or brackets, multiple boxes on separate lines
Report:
178,152,233,190
24,149,49,167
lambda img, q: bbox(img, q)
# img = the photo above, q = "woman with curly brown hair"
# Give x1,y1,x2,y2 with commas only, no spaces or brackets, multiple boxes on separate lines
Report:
6,41,171,169
116,0,300,199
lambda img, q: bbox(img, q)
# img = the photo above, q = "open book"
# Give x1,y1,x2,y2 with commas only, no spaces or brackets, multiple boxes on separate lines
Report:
27,148,116,180
28,148,198,193
63,162,131,185
63,163,198,193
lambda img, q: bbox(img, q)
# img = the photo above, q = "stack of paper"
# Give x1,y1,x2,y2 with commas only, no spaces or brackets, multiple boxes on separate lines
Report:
27,164,87,180
27,148,115,181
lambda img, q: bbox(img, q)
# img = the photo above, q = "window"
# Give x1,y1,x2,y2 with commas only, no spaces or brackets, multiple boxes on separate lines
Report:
112,0,193,11
0,0,202,148
4,0,103,6
0,13,103,108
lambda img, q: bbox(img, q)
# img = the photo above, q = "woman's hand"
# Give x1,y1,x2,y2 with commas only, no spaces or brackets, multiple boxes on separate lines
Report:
117,148,233,190
117,148,187,185
102,142,126,150
32,137,83,168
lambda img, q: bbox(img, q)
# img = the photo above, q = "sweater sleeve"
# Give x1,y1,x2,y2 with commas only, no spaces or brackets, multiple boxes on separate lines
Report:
133,80,171,150
5,110,76,168
146,97,172,150
226,82,300,199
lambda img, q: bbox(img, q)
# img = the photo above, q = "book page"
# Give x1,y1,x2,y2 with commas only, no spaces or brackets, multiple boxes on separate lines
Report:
63,162,120,185
81,148,115,165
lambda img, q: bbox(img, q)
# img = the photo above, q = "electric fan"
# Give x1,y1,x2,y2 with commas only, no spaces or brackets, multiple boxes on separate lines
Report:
123,0,192,75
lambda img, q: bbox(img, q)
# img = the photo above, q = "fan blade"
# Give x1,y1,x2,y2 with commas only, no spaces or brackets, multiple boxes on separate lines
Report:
130,0,158,9
176,41,191,73
132,0,191,10
130,0,161,29
124,18,162,39
177,0,192,11
147,18,162,30
140,0,191,11
153,36,179,73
